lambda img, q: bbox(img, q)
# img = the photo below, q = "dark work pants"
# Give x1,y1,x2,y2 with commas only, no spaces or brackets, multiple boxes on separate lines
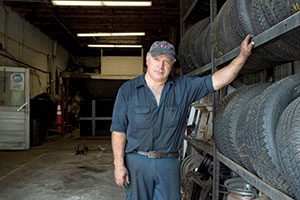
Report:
125,153,181,200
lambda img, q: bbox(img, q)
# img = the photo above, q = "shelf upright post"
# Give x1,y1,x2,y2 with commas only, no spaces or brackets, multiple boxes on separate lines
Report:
180,0,183,40
209,0,219,200
179,0,184,76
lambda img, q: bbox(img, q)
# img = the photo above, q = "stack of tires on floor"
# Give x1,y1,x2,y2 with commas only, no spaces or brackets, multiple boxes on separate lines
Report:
179,0,300,75
214,74,300,199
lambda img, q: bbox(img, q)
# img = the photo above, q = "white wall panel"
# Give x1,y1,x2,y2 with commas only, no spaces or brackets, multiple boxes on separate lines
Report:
0,3,71,98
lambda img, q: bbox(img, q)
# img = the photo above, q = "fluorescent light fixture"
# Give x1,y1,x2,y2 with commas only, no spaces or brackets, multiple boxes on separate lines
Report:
77,32,145,37
88,44,142,48
52,1,152,6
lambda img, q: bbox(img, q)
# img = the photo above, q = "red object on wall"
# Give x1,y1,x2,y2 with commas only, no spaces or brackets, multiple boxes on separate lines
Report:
56,102,63,134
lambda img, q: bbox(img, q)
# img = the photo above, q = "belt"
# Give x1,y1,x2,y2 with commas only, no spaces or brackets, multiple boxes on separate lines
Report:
136,151,179,159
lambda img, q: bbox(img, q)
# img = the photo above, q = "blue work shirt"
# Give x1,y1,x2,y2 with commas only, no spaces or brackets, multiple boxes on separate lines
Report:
110,73,214,153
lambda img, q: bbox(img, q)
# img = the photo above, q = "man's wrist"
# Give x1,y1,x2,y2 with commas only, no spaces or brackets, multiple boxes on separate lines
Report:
237,52,248,61
114,159,125,167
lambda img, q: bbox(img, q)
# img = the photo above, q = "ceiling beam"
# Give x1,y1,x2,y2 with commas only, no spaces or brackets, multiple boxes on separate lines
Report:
31,13,179,19
30,22,179,29
9,6,179,14
30,18,179,25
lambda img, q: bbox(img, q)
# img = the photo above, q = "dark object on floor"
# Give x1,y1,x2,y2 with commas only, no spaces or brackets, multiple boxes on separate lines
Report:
75,144,88,155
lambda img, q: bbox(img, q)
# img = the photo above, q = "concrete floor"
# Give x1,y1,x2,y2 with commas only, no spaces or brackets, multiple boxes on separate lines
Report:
0,131,125,200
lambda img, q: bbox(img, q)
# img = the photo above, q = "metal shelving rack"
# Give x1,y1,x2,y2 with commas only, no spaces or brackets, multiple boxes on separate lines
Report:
184,136,294,200
180,0,300,199
185,10,300,77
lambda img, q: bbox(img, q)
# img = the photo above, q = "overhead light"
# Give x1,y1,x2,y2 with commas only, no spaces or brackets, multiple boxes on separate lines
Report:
88,44,142,48
77,32,145,37
52,1,152,6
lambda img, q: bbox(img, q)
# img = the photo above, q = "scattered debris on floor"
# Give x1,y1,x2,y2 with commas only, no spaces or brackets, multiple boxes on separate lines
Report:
97,145,106,151
75,143,88,155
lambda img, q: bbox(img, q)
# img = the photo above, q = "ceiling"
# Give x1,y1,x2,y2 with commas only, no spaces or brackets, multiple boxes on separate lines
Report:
3,0,224,57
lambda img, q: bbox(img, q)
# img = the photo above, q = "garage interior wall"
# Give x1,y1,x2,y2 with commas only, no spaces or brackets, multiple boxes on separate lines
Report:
0,4,71,98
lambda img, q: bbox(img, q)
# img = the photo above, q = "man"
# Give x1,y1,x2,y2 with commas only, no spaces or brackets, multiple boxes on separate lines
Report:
110,34,254,200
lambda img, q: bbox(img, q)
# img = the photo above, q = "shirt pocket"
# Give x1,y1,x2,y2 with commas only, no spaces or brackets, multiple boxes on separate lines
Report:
166,106,179,127
132,107,152,129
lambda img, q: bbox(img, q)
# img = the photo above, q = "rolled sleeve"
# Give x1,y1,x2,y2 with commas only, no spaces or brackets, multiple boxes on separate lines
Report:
187,74,215,102
110,86,128,133
110,122,127,133
204,74,215,93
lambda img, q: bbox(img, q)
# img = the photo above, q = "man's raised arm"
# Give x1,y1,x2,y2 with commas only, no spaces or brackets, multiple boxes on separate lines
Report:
212,34,254,91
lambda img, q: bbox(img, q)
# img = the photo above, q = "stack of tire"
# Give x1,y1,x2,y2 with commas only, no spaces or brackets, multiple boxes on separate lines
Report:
214,74,300,199
179,18,210,75
179,0,300,74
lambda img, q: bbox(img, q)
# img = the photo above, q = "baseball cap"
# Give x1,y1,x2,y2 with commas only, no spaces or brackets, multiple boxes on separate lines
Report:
148,41,175,60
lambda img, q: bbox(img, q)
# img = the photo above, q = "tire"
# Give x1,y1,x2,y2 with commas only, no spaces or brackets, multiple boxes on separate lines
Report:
230,0,253,41
242,74,300,195
260,0,299,26
230,0,273,73
196,22,211,65
209,0,275,73
260,0,300,60
179,24,195,74
179,23,197,74
250,0,300,61
276,97,300,199
250,0,285,62
214,83,270,173
210,0,240,58
179,18,210,74
190,18,210,70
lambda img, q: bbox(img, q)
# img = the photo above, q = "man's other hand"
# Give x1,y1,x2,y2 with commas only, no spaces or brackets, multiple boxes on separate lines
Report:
114,165,130,189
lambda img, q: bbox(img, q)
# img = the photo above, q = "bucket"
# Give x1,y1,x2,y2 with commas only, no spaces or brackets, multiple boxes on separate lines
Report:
225,178,256,200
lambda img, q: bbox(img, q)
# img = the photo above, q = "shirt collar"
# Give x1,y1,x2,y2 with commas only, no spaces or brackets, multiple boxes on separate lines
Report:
136,72,147,88
136,72,174,88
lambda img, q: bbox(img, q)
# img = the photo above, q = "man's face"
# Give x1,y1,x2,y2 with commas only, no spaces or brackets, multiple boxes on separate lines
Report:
146,54,173,82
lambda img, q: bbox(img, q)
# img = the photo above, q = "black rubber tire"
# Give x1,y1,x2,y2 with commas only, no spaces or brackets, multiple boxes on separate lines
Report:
230,0,253,41
250,0,300,61
179,23,198,74
250,0,286,62
234,0,280,72
276,97,300,199
242,74,300,195
214,83,271,173
210,0,240,58
199,0,269,73
179,18,210,74
260,0,300,60
188,18,210,71
191,18,210,69
196,23,211,65
179,24,196,74
260,0,299,26
234,83,272,173
209,0,275,73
